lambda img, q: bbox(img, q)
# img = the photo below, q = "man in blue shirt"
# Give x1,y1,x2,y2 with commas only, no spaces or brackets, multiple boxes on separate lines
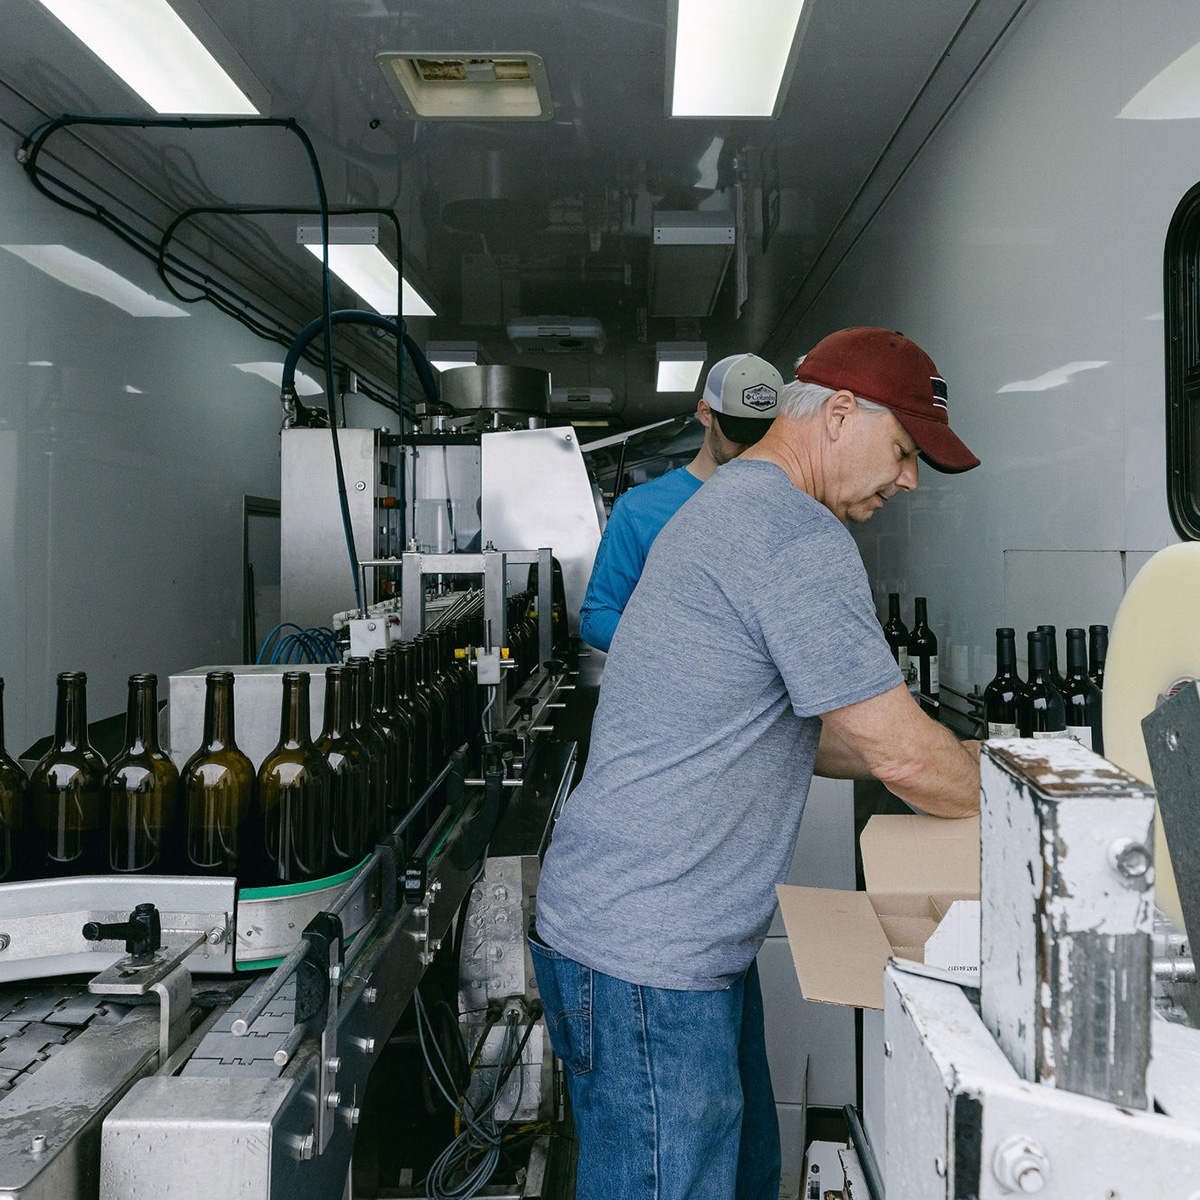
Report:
579,353,784,650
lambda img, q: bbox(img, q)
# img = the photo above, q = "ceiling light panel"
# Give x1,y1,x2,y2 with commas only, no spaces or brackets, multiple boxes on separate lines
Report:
656,343,707,393
33,0,260,114
301,243,435,318
376,52,553,120
669,0,807,118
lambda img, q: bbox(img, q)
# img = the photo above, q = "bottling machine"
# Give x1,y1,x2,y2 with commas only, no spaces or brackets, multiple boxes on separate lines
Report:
0,364,601,1200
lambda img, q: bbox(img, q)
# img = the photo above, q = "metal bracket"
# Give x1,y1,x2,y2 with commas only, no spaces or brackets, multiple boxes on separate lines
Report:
88,932,205,1066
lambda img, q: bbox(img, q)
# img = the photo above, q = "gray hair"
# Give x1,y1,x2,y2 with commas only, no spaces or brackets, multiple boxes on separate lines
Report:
778,379,890,420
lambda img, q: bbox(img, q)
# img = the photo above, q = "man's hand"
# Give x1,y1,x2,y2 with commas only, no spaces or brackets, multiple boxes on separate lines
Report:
816,683,980,818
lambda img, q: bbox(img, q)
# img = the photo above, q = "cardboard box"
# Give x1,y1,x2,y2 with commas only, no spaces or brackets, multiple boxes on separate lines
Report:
776,812,980,1171
776,813,980,1011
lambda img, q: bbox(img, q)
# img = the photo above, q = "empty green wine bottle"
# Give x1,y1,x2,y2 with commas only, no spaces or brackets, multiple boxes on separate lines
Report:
30,672,108,877
0,678,28,882
181,672,256,879
259,671,331,883
106,674,179,874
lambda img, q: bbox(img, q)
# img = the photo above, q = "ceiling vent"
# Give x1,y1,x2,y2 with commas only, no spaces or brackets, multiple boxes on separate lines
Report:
375,53,553,120
650,211,736,318
507,316,606,354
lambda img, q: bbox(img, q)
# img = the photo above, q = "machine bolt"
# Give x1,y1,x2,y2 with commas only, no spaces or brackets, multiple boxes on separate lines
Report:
330,964,343,984
430,880,442,894
1109,838,1152,882
326,1091,341,1108
883,1041,893,1058
30,1135,45,1154
429,938,443,952
993,1137,1049,1193
355,1036,376,1053
348,1106,362,1126
206,927,224,945
0,934,10,952
367,621,377,631
296,1132,315,1160
355,480,366,491
326,1056,342,1072
1168,729,1180,750
364,987,379,1004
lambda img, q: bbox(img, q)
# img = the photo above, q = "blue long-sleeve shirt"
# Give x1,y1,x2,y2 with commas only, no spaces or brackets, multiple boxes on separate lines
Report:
579,467,703,651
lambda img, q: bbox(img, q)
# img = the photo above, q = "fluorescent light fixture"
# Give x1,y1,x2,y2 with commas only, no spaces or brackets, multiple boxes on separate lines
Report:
33,0,258,114
669,0,807,118
299,237,435,318
656,342,707,393
235,361,324,396
1,244,188,317
123,384,145,394
997,361,1109,394
28,361,54,367
427,341,478,372
1119,41,1200,120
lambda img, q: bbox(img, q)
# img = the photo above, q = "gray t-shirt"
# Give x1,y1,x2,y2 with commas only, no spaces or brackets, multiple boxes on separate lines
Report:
535,458,901,990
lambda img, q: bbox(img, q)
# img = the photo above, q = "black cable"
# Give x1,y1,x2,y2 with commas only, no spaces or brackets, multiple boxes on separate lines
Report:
18,115,372,612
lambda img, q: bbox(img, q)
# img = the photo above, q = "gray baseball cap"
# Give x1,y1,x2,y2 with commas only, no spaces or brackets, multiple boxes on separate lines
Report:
702,353,783,443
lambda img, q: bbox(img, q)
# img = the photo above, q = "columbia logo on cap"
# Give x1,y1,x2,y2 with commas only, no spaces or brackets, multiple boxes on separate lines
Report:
742,383,778,412
931,376,948,412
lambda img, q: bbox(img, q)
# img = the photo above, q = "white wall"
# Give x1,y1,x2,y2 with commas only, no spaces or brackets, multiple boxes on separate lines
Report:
785,0,1199,689
0,143,397,757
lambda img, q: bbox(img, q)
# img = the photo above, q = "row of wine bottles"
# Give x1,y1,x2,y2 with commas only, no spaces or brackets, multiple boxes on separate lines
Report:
882,594,940,718
982,624,1108,751
0,624,487,887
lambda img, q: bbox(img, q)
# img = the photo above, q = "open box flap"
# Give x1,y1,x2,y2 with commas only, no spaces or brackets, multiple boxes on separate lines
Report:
776,884,893,1010
860,813,980,898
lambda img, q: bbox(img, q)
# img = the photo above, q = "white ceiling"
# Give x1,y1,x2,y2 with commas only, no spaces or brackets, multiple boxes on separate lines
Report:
0,0,1033,421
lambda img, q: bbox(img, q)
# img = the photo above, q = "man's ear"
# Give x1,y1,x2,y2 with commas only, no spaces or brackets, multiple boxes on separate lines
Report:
696,398,715,429
824,390,856,442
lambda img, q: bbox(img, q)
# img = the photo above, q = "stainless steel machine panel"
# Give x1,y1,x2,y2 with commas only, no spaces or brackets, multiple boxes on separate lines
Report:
166,664,328,772
481,427,602,634
280,428,399,630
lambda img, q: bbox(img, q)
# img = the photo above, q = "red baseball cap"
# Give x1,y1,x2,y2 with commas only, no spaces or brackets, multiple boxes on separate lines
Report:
793,327,979,473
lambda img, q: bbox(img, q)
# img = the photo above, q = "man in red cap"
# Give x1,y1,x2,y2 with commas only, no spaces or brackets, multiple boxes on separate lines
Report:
532,328,981,1200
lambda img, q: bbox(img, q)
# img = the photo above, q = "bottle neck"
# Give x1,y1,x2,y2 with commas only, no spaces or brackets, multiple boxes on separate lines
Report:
1090,627,1108,673
0,680,6,757
1065,630,1088,677
373,653,391,714
995,631,1016,673
914,598,928,626
202,675,236,750
348,662,371,726
323,671,351,738
1027,634,1049,678
395,648,412,699
55,675,89,750
125,676,160,754
279,675,312,746
888,594,900,621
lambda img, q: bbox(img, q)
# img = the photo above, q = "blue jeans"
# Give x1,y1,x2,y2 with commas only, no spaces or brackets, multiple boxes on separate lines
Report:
529,929,781,1200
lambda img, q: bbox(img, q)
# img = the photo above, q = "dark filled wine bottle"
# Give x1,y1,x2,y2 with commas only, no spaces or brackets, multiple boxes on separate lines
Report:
1038,625,1066,696
1062,628,1104,754
181,671,256,879
1019,631,1067,738
347,657,388,848
882,593,911,686
259,671,331,884
0,678,28,883
415,636,450,773
984,628,1026,738
1089,624,1108,691
395,643,431,796
30,672,108,877
909,597,939,718
106,674,179,874
317,665,370,873
373,648,410,831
